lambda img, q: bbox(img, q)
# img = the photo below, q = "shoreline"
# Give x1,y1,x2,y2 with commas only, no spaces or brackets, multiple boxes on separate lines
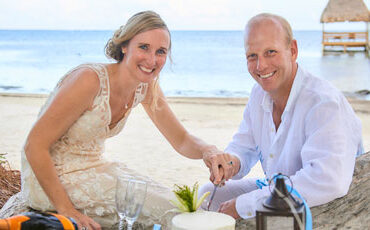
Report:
1,92,370,110
1,93,369,188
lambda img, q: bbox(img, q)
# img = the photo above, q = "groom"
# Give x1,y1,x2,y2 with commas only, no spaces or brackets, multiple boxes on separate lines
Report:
200,13,363,219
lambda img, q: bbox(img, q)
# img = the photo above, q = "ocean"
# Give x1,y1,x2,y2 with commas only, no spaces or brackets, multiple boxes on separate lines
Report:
0,30,369,99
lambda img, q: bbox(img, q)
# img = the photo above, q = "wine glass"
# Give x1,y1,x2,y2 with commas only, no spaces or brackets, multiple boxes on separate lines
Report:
116,176,130,229
115,177,147,230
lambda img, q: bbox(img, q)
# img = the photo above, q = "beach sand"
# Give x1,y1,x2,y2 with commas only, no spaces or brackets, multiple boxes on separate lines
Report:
1,94,369,189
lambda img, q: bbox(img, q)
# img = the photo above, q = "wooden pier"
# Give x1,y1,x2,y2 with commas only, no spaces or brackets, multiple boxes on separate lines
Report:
322,31,369,53
320,0,370,56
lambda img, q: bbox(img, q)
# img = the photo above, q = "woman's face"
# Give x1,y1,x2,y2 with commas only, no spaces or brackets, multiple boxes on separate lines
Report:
121,28,170,84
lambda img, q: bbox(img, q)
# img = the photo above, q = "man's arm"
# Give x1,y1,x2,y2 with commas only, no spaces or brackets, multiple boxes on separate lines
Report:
290,99,362,206
225,102,260,179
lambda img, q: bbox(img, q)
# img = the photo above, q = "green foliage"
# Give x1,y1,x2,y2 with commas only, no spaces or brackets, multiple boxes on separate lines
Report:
0,153,7,165
170,182,210,213
174,183,195,212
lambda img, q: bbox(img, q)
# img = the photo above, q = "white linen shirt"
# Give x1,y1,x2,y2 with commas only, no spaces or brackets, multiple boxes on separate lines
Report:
225,65,363,219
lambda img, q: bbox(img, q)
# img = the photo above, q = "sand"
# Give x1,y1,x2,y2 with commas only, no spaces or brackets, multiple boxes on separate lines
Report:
1,93,369,189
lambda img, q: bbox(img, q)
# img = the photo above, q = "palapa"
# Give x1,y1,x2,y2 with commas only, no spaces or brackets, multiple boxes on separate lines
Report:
320,0,370,54
320,0,370,23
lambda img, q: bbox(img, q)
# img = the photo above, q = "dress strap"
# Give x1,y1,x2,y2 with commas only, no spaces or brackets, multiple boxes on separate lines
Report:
64,63,110,109
55,63,108,91
81,63,110,107
132,83,148,108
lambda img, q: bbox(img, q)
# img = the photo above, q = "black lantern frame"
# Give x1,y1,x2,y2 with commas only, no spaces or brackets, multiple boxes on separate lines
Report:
255,174,305,230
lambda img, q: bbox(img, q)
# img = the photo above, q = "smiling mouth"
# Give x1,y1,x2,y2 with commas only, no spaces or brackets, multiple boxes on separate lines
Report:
258,71,276,79
139,65,154,73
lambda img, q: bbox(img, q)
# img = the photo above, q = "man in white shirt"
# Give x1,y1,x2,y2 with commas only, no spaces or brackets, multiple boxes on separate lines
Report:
200,13,363,219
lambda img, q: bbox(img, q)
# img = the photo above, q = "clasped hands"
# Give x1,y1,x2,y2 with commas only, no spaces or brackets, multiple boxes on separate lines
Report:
202,147,241,219
202,147,240,185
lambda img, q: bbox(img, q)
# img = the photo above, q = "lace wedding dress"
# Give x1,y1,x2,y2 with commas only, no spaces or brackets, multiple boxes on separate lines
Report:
0,63,175,229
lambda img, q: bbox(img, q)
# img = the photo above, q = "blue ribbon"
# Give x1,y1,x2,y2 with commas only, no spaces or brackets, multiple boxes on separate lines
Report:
153,224,161,230
256,176,312,230
256,177,268,189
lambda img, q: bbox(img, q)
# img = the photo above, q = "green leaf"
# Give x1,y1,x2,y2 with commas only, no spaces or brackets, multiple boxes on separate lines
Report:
171,182,210,213
0,153,7,165
170,199,188,212
196,191,210,210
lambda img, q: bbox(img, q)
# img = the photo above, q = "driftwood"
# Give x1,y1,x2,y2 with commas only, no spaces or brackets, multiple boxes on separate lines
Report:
0,155,21,209
236,151,370,229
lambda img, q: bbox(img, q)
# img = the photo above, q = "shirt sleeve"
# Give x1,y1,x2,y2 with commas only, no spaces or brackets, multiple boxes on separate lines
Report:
235,186,270,219
289,98,362,207
234,96,362,219
225,101,260,179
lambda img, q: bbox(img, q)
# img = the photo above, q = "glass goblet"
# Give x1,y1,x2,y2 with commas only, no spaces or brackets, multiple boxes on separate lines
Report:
115,177,147,230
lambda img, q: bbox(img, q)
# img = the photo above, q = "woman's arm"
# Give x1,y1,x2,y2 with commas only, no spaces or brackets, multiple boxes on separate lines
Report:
142,85,240,183
24,68,101,230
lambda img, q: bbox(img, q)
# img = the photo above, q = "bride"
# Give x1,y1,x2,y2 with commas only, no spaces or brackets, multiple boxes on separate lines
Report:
0,11,238,230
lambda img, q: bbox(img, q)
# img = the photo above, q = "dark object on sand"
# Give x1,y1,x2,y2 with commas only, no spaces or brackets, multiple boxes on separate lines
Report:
355,89,370,95
0,211,78,230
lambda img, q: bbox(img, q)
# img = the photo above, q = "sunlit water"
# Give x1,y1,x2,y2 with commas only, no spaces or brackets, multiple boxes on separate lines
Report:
0,30,369,99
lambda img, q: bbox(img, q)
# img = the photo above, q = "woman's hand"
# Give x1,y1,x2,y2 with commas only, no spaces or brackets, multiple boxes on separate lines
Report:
202,147,240,185
60,208,101,230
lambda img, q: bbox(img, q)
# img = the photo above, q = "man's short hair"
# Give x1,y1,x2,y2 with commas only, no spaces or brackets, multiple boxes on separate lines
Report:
245,13,293,46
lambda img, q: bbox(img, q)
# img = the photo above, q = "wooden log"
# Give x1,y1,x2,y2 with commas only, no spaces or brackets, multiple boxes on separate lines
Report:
235,151,370,229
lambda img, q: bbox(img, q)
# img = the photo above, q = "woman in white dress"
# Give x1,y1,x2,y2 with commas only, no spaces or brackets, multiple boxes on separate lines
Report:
0,11,236,230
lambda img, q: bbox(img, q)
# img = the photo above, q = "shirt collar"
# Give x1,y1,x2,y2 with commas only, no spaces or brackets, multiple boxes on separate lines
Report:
260,64,305,114
261,91,273,112
284,64,304,112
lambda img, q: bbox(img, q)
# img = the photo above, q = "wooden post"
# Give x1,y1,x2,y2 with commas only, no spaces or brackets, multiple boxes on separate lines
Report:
367,22,369,56
322,23,325,53
366,22,369,45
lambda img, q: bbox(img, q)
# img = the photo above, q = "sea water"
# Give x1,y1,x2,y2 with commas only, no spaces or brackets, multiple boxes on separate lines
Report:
0,30,369,99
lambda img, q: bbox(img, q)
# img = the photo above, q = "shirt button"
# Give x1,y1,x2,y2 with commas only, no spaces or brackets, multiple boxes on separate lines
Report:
269,154,274,158
271,128,274,132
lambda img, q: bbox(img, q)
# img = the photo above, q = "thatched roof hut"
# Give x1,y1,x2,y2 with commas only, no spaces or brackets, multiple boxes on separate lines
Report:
320,0,370,23
320,0,370,54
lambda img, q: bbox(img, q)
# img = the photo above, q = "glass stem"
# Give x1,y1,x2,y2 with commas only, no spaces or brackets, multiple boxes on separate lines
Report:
118,219,124,230
127,223,133,230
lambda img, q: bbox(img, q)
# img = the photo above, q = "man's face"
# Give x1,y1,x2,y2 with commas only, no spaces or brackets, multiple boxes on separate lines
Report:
244,19,297,97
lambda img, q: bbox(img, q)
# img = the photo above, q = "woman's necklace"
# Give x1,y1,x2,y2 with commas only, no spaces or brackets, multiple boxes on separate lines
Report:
109,65,136,111
124,91,135,109
107,64,130,110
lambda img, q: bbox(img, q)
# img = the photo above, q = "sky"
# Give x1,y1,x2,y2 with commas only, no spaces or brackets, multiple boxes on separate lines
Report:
0,0,369,31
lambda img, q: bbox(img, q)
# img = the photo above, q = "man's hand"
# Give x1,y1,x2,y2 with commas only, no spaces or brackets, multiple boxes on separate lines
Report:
218,198,241,219
202,146,240,185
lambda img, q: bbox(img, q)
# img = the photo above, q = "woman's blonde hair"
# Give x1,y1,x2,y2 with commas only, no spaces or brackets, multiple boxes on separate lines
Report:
105,11,171,111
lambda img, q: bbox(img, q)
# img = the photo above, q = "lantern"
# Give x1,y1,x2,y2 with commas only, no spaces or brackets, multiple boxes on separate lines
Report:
255,174,305,230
